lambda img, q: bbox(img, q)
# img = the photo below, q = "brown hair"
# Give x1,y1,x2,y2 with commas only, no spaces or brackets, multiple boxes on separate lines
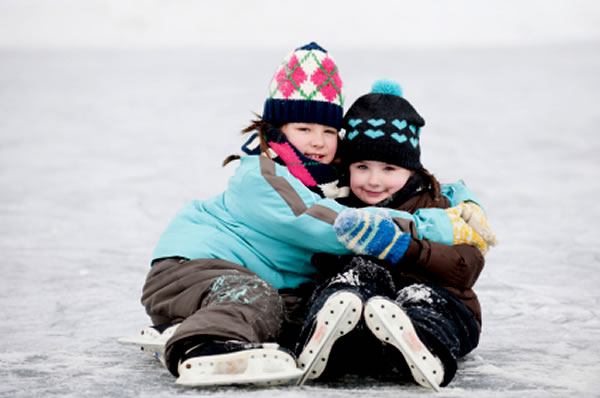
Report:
419,167,443,203
222,115,275,166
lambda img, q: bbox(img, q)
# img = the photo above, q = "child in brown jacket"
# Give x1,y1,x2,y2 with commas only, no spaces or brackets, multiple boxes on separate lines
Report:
295,79,497,390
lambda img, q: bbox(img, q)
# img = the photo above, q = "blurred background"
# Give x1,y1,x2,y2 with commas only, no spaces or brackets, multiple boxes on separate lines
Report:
2,0,600,50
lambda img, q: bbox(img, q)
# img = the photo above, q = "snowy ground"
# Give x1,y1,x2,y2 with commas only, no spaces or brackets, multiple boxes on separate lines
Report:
1,43,599,397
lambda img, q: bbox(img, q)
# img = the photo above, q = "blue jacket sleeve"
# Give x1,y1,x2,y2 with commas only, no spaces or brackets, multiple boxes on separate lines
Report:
225,157,455,250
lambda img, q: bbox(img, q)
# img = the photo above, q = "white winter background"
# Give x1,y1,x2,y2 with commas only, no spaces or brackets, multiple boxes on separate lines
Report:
1,1,599,397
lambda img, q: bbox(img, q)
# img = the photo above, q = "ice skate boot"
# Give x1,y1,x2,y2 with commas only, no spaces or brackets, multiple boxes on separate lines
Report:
118,323,179,365
364,297,444,391
296,290,363,385
175,341,303,387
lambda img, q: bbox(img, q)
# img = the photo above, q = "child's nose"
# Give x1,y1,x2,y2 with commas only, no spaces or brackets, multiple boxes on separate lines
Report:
310,132,325,147
367,173,381,186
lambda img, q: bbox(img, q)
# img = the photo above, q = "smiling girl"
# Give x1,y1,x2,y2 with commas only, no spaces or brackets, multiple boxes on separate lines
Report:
349,160,414,205
281,123,339,164
295,79,497,390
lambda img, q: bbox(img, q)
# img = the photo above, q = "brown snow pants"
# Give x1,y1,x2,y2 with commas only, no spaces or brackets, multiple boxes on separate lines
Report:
141,257,285,374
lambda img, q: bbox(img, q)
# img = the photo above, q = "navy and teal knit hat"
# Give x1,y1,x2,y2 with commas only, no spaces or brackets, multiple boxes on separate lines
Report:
342,79,425,170
263,42,344,130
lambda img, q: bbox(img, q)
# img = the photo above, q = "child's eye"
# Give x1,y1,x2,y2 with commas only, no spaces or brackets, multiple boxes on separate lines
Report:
325,129,337,135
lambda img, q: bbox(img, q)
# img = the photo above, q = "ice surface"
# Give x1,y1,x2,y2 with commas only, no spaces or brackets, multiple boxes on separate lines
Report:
1,43,600,397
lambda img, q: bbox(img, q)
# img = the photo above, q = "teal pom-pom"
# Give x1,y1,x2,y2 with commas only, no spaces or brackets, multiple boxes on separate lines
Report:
371,79,403,97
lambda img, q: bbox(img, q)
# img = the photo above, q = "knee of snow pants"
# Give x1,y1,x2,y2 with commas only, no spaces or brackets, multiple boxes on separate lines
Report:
311,255,396,305
141,257,284,376
294,256,396,356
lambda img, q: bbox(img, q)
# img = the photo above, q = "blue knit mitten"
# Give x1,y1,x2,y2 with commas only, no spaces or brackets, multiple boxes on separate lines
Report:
333,208,411,264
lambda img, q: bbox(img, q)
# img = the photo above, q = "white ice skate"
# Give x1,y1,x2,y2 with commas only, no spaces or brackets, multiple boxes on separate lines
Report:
176,342,303,387
118,323,179,366
364,297,443,391
296,290,363,385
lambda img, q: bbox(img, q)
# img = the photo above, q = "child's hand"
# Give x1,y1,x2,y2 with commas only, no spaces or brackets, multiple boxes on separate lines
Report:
457,202,498,247
333,209,410,264
445,203,497,255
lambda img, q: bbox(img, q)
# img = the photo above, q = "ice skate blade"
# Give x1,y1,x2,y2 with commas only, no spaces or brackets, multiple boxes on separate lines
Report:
118,324,179,365
176,346,303,387
296,291,363,386
364,297,443,392
118,338,166,365
118,324,179,347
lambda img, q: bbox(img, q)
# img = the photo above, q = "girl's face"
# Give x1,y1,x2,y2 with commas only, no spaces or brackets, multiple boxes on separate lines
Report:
280,123,338,164
349,160,414,205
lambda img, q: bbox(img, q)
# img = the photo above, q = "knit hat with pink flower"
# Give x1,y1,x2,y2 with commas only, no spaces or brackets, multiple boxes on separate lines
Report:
263,42,344,130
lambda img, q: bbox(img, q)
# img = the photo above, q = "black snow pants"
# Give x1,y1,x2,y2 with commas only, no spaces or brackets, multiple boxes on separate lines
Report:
296,256,480,386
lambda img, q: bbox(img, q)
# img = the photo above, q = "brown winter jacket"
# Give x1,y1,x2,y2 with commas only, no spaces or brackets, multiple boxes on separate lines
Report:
337,171,485,329
391,185,485,329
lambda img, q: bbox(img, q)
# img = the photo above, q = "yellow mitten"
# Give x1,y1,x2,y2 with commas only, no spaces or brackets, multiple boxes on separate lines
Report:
445,205,489,255
458,202,498,247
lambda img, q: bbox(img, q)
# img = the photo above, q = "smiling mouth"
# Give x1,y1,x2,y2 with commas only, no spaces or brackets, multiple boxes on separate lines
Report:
364,190,384,196
305,153,325,161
